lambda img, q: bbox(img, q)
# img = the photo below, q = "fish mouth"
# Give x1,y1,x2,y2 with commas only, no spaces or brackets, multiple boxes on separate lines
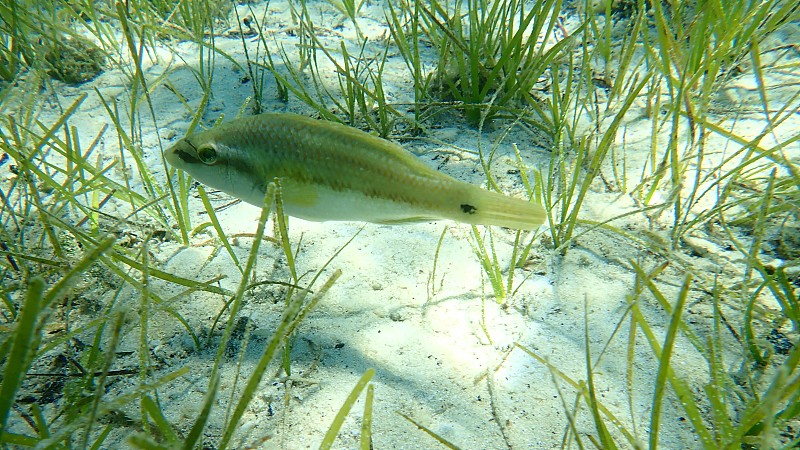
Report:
164,141,197,167
172,149,197,164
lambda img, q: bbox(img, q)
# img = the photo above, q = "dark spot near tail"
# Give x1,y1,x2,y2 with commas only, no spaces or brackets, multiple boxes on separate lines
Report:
461,204,477,214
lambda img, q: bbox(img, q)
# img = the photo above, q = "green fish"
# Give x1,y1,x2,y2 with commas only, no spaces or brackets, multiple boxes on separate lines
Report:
165,113,545,229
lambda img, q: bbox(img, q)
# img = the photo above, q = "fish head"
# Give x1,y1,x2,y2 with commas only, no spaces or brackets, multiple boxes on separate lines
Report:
164,133,268,207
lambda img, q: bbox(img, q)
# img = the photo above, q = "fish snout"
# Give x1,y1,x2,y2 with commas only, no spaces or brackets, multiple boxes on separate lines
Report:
164,139,196,168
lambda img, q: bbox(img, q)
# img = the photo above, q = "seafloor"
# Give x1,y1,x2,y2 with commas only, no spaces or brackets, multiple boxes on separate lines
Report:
1,0,799,449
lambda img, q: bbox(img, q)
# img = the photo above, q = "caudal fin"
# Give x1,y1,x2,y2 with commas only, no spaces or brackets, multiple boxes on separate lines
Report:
464,187,546,230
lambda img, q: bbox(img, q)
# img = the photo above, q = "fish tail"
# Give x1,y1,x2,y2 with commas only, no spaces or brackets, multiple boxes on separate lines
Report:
462,186,546,230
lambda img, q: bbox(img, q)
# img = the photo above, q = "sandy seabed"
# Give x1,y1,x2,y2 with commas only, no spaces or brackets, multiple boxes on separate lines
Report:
3,0,799,448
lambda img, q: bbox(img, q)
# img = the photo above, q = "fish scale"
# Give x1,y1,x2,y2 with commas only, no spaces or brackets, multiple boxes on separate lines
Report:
165,112,545,229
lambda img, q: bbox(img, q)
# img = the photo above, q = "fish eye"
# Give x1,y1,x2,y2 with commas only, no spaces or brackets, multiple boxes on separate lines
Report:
197,144,218,165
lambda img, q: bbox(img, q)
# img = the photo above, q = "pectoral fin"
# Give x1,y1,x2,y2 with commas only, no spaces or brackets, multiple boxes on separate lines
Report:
279,182,320,208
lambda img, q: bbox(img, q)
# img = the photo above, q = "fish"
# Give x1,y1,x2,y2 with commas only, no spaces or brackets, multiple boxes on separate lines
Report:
164,113,545,229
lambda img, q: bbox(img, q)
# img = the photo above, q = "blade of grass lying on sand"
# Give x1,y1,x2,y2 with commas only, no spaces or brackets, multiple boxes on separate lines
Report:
319,368,375,449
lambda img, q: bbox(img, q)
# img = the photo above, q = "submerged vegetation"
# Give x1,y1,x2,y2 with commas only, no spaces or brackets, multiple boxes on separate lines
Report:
1,0,799,448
